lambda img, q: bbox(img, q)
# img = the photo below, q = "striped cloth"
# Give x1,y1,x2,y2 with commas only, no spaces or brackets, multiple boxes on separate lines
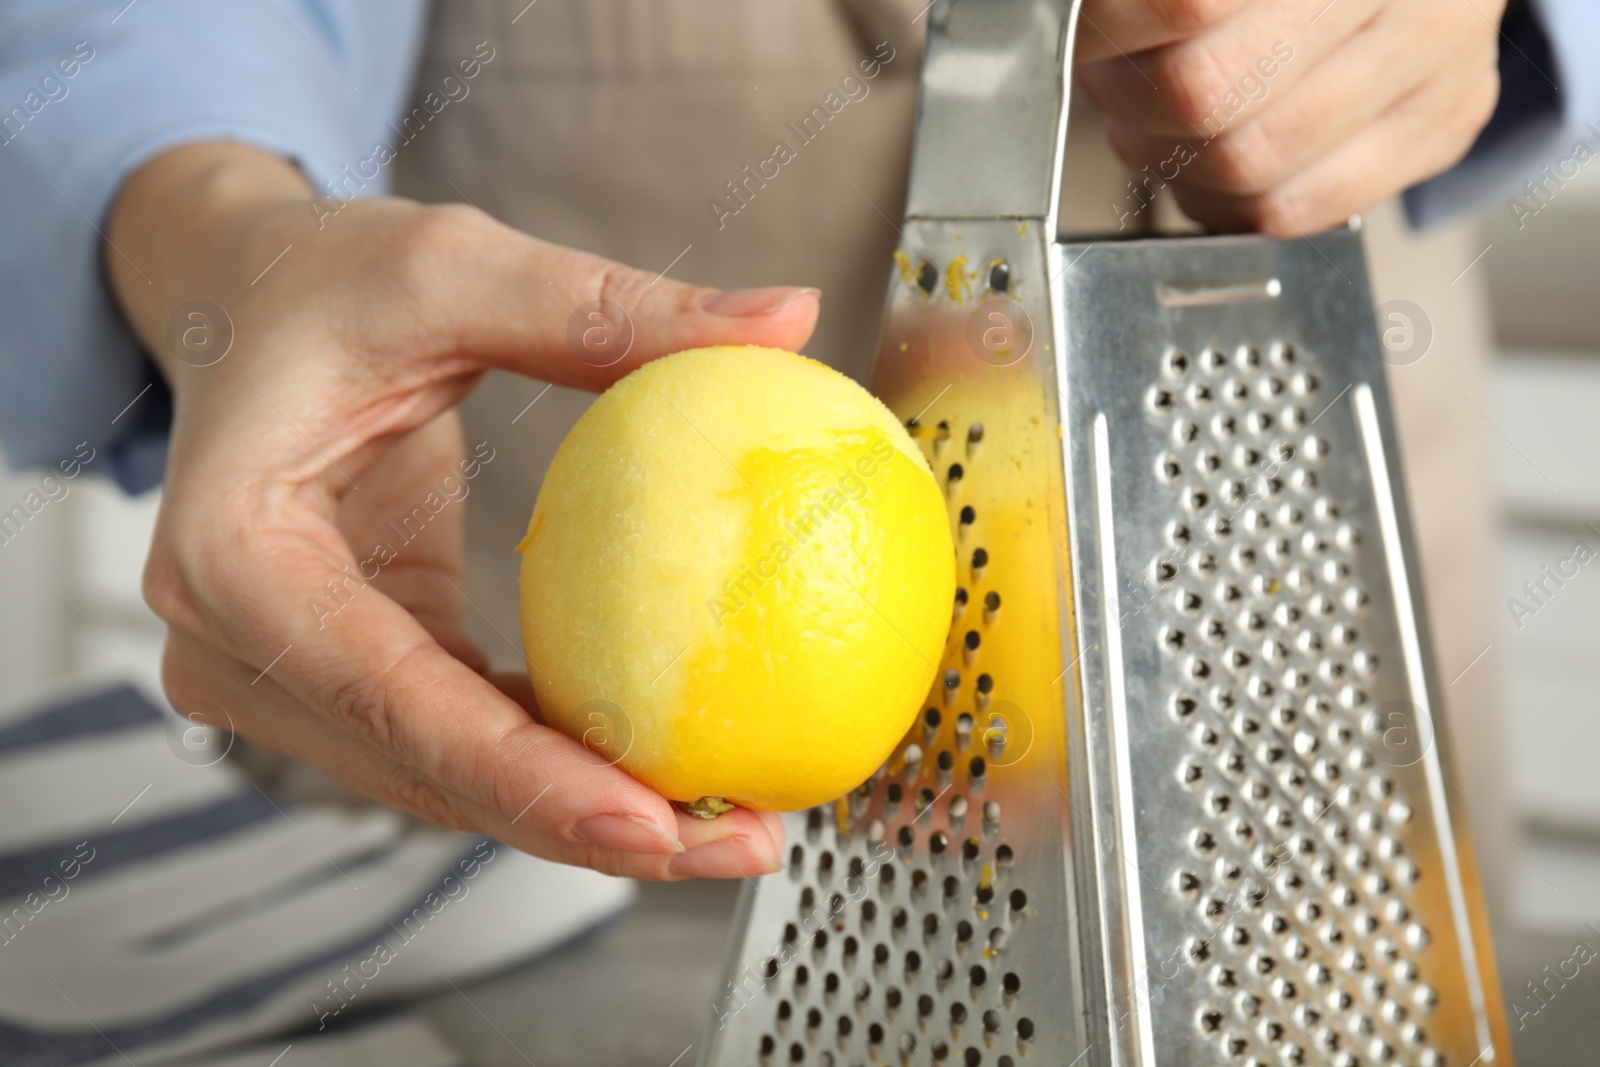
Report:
0,684,635,1066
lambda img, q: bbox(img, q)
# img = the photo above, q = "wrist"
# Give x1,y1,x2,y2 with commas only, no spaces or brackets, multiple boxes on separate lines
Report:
105,141,314,376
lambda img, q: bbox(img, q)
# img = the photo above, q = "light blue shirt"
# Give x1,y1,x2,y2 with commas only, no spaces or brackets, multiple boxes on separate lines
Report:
0,0,1593,493
0,0,426,492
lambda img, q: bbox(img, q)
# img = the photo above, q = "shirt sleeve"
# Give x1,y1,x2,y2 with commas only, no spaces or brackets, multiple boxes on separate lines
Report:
0,0,429,493
1405,0,1599,228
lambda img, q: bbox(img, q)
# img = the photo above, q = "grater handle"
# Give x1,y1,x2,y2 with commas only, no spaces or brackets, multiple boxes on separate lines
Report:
904,0,1082,225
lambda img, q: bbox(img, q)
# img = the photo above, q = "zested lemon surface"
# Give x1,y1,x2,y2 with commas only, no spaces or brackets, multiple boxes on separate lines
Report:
518,345,954,811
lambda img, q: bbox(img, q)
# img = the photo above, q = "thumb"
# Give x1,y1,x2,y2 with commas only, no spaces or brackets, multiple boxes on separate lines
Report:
442,213,822,390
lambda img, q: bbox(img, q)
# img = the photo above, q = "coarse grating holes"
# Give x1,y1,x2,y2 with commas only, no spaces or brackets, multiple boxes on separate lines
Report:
744,407,1042,1067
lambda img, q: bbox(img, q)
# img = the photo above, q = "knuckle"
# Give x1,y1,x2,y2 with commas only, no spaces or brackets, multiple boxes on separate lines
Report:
141,540,203,631
1208,125,1282,192
1151,44,1236,132
391,202,483,292
319,643,432,754
158,639,203,707
584,260,654,315
1256,194,1311,237
1462,68,1501,139
1151,0,1245,36
386,768,474,832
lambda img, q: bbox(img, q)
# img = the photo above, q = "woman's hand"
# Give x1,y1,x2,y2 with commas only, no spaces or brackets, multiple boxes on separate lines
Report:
1076,0,1505,233
105,141,820,879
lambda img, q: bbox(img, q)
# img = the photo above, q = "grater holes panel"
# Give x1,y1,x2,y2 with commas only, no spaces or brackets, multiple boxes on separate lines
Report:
1148,338,1436,1063
762,410,1038,1067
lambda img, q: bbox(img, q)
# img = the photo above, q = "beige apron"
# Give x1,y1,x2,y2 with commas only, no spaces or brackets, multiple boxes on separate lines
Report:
392,0,1511,909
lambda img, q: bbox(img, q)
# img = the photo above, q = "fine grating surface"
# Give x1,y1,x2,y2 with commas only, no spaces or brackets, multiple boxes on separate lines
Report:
1058,228,1507,1067
1138,341,1445,1066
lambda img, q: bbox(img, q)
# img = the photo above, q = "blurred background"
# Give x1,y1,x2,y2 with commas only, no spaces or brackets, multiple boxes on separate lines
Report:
3,146,1599,1067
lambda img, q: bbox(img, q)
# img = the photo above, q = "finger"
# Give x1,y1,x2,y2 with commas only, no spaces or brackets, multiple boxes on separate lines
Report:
1076,0,1381,138
1075,0,1254,64
243,524,784,878
1101,6,1482,196
162,630,784,880
485,673,789,878
1165,57,1500,235
430,205,822,391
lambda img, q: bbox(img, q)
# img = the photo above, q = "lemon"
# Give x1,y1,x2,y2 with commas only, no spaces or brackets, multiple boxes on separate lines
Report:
517,345,954,812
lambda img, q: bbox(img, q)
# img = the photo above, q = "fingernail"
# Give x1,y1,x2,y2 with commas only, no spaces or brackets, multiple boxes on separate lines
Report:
701,286,818,318
667,834,782,879
573,813,684,855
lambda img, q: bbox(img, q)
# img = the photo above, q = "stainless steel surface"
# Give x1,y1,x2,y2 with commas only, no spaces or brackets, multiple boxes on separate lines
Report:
1057,230,1511,1067
698,0,1512,1064
903,0,1080,221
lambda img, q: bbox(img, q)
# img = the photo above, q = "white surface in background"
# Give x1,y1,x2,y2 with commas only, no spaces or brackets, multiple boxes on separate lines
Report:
1493,355,1600,838
185,1015,463,1067
1492,351,1600,518
0,456,165,717
1512,837,1600,933
1498,527,1600,827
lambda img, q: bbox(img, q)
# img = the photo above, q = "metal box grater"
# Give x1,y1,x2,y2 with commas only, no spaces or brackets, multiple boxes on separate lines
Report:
696,1,1513,1065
